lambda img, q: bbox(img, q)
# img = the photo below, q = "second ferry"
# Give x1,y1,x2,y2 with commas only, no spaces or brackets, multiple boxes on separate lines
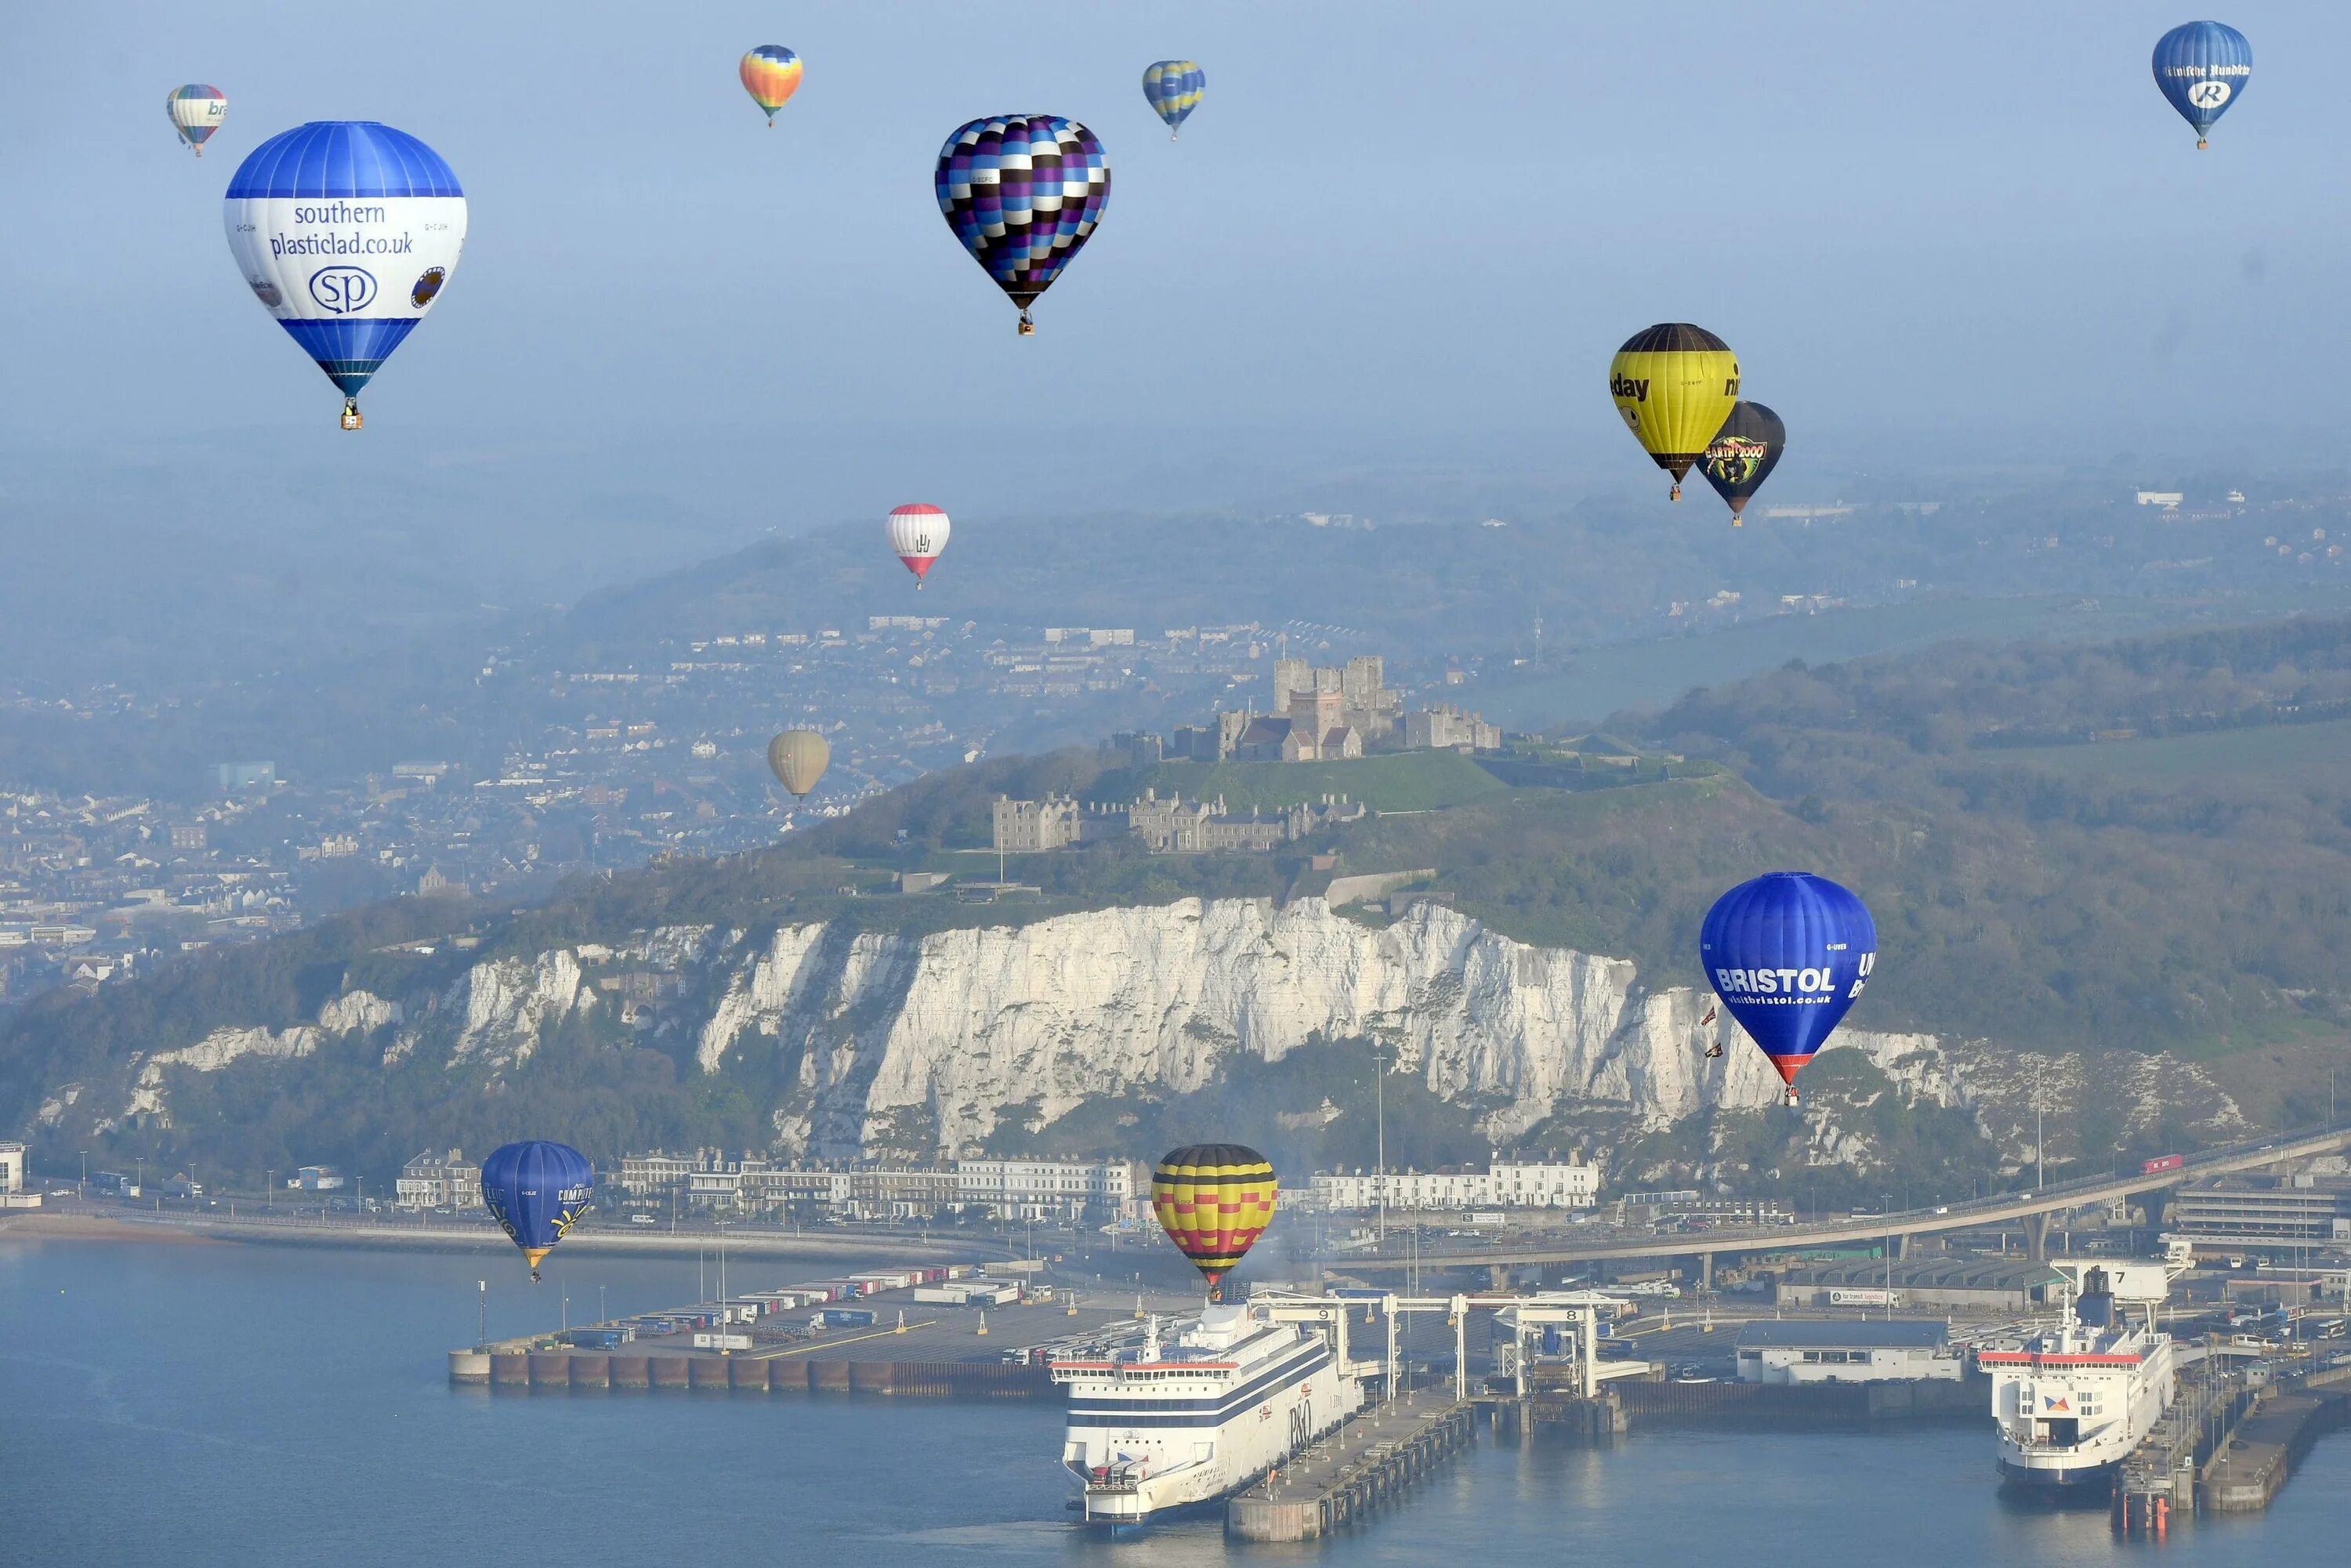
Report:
1050,1298,1370,1526
1982,1244,2192,1493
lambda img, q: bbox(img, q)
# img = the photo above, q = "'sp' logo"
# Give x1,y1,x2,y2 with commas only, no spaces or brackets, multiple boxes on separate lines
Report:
309,266,377,314
2188,80,2232,109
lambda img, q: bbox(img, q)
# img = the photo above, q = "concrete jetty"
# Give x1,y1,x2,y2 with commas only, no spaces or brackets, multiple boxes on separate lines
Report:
1226,1390,1475,1542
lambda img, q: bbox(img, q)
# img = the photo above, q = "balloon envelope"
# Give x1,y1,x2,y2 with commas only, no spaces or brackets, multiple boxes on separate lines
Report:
1699,401,1786,523
741,45,803,121
1143,60,1205,135
1609,324,1740,498
480,1140,595,1278
768,729,830,798
886,504,950,585
1701,872,1876,1091
935,115,1109,324
168,85,227,154
223,121,466,404
1151,1143,1277,1300
2152,21,2251,144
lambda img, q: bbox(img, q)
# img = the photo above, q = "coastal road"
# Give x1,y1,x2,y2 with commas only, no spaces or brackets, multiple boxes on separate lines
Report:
1332,1117,2351,1280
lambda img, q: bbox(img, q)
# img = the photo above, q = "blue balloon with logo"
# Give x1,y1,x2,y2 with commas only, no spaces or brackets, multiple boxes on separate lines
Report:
222,121,469,428
1700,872,1877,1103
2152,21,2251,148
480,1140,596,1280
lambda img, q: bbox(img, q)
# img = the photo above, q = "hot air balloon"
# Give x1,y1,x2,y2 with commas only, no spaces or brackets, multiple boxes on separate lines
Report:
480,1140,595,1280
1699,401,1786,525
2153,21,2251,149
1150,1143,1277,1302
223,121,467,430
768,729,830,799
936,115,1110,335
886,504,951,585
1700,872,1877,1106
167,85,227,156
741,45,803,125
1609,324,1741,500
1143,60,1205,138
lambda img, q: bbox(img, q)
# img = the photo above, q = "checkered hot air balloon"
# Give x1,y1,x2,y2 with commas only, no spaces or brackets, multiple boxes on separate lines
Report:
1151,1144,1277,1302
1142,60,1205,138
935,114,1109,335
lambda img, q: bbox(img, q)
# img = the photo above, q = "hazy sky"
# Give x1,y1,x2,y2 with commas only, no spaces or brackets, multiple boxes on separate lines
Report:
6,2,2349,589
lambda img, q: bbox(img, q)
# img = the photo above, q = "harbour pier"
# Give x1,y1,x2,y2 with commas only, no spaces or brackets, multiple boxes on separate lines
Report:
1226,1389,1475,1541
2114,1357,2351,1534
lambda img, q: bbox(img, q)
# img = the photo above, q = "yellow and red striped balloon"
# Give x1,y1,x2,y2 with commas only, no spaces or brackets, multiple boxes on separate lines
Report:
1151,1143,1277,1301
740,45,802,124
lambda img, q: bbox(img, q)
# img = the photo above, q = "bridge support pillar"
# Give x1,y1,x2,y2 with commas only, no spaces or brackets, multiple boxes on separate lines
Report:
2026,1212,2050,1262
1896,1233,1911,1261
1490,1264,1511,1292
1699,1252,1713,1291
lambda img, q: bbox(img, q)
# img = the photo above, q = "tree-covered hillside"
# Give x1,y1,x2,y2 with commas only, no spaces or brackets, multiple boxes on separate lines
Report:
7,614,2351,1191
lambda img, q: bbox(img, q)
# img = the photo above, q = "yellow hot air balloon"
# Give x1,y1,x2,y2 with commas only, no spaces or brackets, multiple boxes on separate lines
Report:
767,729,830,799
1150,1143,1277,1302
1609,323,1741,500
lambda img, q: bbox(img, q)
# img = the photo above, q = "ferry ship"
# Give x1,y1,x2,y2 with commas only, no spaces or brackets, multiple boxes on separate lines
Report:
1983,1248,2190,1493
1050,1299,1368,1526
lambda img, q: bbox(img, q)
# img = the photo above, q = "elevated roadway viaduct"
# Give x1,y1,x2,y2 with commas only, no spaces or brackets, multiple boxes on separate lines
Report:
1328,1120,2351,1289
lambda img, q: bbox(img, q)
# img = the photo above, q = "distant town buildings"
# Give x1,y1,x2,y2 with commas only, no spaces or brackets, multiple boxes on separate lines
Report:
1310,1158,1599,1212
395,1148,484,1210
610,1149,1146,1224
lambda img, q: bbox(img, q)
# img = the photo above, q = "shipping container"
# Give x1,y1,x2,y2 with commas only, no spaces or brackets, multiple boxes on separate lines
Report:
563,1327,633,1349
692,1332,753,1351
819,1308,877,1328
2141,1154,2186,1175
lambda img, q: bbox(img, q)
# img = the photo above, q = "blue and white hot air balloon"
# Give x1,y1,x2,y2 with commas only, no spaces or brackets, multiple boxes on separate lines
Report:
2152,21,2252,149
1700,871,1877,1106
223,121,467,428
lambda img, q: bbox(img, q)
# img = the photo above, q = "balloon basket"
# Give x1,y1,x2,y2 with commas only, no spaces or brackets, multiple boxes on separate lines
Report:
1668,485,1682,501
2197,139,2208,150
1017,311,1036,337
339,400,363,432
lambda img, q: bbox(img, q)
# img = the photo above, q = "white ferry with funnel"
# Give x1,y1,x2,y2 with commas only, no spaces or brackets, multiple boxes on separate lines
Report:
1051,1299,1369,1526
1982,1246,2190,1493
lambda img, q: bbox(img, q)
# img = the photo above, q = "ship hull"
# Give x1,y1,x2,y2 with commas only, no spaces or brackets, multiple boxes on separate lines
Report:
1997,1455,2119,1492
1062,1336,1363,1527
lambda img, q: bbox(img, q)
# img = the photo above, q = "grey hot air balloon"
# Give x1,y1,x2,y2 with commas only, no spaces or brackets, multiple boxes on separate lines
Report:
766,730,830,799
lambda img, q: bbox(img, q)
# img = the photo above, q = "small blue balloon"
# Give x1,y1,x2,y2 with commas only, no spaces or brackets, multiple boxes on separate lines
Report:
2152,20,2251,146
1700,872,1877,1100
480,1140,595,1279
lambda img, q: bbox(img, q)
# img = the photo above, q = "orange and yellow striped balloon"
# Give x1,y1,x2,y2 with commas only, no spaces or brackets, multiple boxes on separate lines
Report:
1151,1143,1277,1301
740,45,802,123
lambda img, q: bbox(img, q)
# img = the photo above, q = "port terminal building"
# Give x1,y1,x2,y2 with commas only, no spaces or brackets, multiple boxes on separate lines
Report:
1735,1320,1965,1385
1773,1257,2063,1313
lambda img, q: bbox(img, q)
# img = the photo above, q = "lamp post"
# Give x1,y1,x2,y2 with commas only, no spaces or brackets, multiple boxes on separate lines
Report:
477,1280,487,1352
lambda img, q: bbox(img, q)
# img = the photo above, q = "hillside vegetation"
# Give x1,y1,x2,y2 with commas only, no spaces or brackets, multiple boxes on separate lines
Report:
9,614,2351,1186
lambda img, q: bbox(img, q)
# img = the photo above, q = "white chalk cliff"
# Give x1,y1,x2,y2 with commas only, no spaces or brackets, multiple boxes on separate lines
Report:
116,900,2248,1165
